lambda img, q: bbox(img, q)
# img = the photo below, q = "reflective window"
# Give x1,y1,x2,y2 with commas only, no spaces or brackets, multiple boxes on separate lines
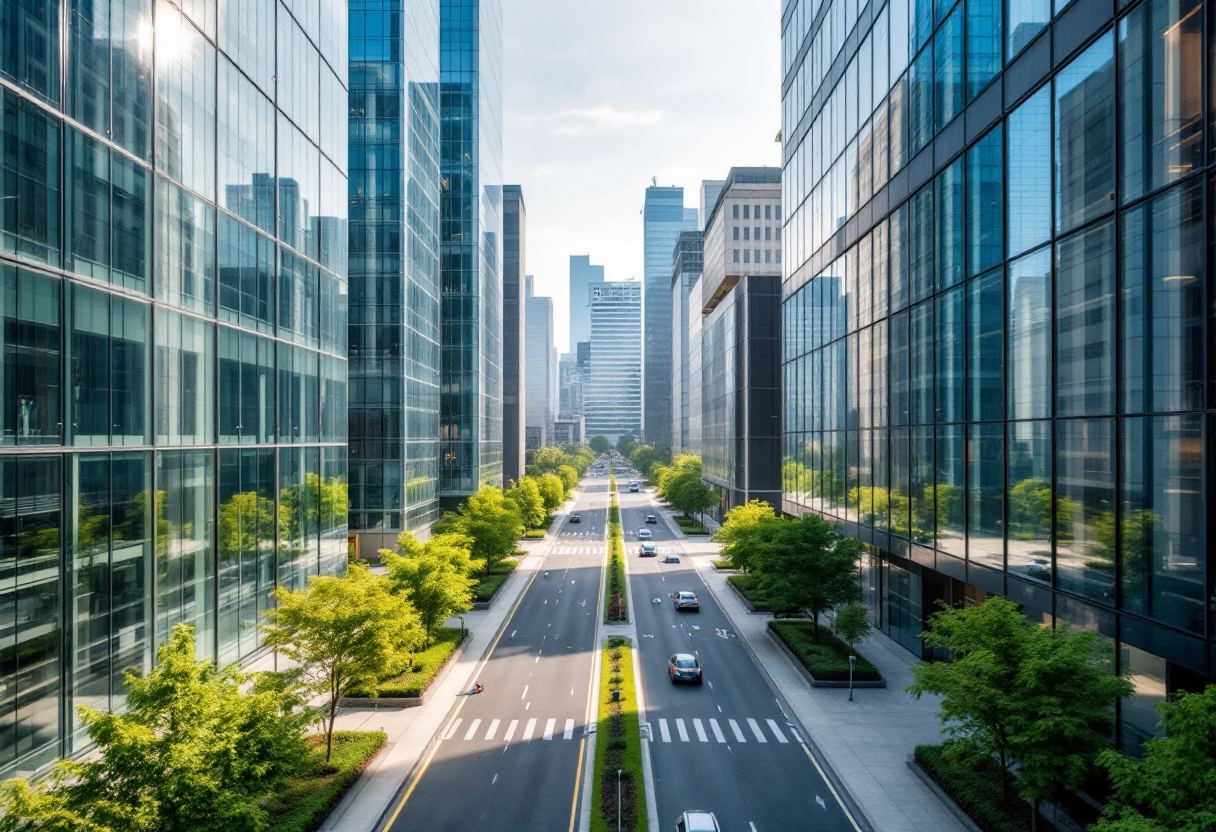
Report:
909,46,934,156
0,0,61,103
277,10,320,141
1007,247,1052,420
216,447,276,666
154,1,216,200
890,311,910,425
936,287,964,423
217,58,276,234
217,327,274,444
934,6,963,129
66,129,110,284
277,115,320,261
321,355,347,443
68,286,150,447
1056,220,1114,416
1007,0,1049,59
278,343,320,444
911,0,934,54
1118,0,1203,203
1119,415,1204,634
218,214,275,334
967,423,1004,568
155,450,214,659
1120,178,1204,414
967,269,1003,421
154,309,214,446
111,154,151,294
1,89,61,267
936,424,964,556
67,0,152,159
1007,420,1052,581
1054,34,1116,234
911,426,934,543
966,0,1001,99
909,187,934,303
1056,419,1115,603
889,74,909,175
279,248,320,347
937,156,964,289
1,266,61,446
1007,88,1052,257
966,125,1003,277
219,0,275,94
155,176,215,315
319,272,348,357
910,301,934,424
278,447,321,592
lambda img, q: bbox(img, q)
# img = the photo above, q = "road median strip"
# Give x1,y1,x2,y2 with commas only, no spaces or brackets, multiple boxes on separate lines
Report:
604,491,628,623
590,636,647,832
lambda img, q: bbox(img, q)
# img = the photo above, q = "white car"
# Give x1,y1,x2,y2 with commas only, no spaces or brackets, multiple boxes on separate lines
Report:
638,528,652,539
676,811,720,832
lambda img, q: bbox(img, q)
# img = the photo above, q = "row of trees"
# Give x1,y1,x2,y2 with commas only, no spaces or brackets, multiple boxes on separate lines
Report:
652,454,717,519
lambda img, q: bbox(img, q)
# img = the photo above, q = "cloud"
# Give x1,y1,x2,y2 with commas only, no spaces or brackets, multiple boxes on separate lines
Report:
547,105,665,136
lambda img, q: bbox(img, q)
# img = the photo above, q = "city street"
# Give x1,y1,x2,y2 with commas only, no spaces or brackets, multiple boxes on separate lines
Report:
382,482,609,832
620,488,861,832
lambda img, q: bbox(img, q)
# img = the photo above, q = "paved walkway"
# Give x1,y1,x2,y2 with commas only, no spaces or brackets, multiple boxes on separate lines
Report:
657,503,966,832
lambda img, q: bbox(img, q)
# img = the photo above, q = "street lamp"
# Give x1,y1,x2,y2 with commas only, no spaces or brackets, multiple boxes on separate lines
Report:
848,654,856,702
617,768,624,832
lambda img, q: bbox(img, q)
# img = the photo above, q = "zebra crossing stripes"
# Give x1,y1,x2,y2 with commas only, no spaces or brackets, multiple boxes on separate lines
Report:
463,719,482,741
728,719,747,742
692,719,709,742
654,717,791,745
747,718,768,742
542,718,556,740
675,719,689,742
709,719,727,743
503,719,518,742
766,719,790,743
563,719,575,740
522,718,537,741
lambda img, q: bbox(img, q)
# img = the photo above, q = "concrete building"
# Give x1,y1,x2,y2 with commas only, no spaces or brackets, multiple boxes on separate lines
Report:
553,417,585,446
502,185,527,484
439,0,504,505
701,168,784,515
699,180,726,231
642,187,698,447
525,277,555,450
670,231,704,454
586,282,643,443
568,255,605,353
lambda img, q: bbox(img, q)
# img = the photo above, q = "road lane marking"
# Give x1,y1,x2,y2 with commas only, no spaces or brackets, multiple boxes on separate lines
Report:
536,651,541,663
510,630,517,638
443,718,462,740
521,685,528,700
767,719,789,743
492,773,498,784
675,719,689,742
563,719,575,740
709,719,727,743
485,719,500,740
523,718,537,740
504,719,518,742
693,719,709,742
747,718,767,743
658,719,671,742
463,719,482,741
543,718,556,740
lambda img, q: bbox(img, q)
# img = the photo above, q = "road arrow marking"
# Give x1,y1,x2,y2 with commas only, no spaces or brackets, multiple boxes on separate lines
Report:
816,796,826,809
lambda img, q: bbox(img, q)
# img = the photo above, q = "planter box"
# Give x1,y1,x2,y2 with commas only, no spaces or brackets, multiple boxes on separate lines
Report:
906,756,984,832
724,575,767,613
341,629,470,709
767,628,887,688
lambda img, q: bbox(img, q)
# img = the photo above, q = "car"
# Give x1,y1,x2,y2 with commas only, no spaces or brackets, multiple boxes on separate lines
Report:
673,591,699,611
668,653,702,684
662,555,680,564
1027,558,1051,580
569,514,581,523
640,542,657,556
638,528,651,539
676,811,720,832
645,514,657,524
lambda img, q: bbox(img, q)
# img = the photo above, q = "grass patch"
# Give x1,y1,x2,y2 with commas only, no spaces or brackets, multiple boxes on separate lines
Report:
914,744,1059,832
267,730,386,832
727,574,770,610
590,637,647,832
768,620,882,681
604,493,628,623
522,529,547,539
672,516,710,534
348,626,465,698
473,559,518,603
712,558,735,570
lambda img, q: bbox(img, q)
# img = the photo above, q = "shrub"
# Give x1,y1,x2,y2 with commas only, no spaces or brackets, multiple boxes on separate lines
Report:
768,620,881,681
914,744,1056,832
347,626,465,699
267,731,387,832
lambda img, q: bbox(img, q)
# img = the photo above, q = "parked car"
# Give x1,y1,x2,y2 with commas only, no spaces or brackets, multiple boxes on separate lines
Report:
640,542,657,556
638,528,652,539
668,653,703,684
569,514,581,523
673,591,699,611
645,514,657,524
676,812,720,832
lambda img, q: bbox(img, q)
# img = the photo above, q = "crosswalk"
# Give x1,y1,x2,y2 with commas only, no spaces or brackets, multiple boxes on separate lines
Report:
653,717,793,745
439,714,795,746
442,716,581,743
550,546,605,555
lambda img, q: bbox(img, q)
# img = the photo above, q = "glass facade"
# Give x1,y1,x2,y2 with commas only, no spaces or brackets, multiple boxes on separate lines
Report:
586,282,642,443
781,0,1215,741
348,0,441,551
501,184,525,484
0,0,349,780
671,231,703,453
439,0,503,503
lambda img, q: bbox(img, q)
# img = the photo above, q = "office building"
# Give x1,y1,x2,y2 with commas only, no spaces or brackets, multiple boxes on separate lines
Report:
568,255,605,353
780,0,1214,747
699,180,726,231
686,277,705,456
553,417,585,446
642,186,698,447
349,0,442,554
587,282,643,443
502,185,526,483
0,0,350,780
671,231,704,453
701,169,783,514
439,0,504,505
525,277,555,450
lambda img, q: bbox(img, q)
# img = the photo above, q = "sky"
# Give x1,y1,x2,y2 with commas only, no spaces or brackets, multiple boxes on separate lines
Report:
503,0,783,355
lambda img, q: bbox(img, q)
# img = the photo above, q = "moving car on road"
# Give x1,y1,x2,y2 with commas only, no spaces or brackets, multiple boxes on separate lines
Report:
675,811,720,832
662,554,680,564
640,542,657,556
638,528,651,539
645,514,657,523
569,514,581,523
673,591,699,611
668,653,703,684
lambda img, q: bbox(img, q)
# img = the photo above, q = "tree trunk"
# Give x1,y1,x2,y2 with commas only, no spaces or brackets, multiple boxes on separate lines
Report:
326,691,338,763
1031,798,1039,832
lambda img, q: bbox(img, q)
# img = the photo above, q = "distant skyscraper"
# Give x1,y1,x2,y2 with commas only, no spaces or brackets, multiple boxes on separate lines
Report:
502,185,527,483
348,0,442,553
568,255,605,353
699,180,726,231
525,277,555,450
440,0,504,505
643,186,697,447
587,282,643,443
670,230,704,453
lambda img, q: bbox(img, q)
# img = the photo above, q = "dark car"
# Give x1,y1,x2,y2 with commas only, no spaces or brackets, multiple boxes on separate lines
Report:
669,653,702,684
569,514,581,523
662,554,680,564
1027,558,1051,580
673,591,699,611
645,514,657,524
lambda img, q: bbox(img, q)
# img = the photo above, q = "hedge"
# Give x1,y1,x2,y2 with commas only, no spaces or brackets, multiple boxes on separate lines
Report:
473,559,517,602
348,625,465,698
767,620,881,681
914,744,1058,832
727,574,770,610
267,731,387,832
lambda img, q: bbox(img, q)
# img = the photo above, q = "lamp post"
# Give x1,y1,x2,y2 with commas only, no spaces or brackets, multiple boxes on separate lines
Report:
617,769,624,832
848,654,856,702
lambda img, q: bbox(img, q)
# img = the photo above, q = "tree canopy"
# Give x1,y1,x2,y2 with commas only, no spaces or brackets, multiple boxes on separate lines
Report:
713,500,777,571
588,436,611,456
751,513,861,632
381,532,477,642
433,486,523,576
505,477,546,529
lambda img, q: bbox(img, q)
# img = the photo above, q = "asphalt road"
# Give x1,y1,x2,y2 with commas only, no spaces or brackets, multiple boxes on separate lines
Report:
383,480,609,832
621,489,860,832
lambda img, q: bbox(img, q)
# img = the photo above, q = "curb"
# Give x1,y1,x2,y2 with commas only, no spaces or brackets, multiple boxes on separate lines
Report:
766,627,887,689
905,757,984,832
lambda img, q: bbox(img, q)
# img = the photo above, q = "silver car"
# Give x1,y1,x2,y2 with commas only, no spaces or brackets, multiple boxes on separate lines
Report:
676,811,720,832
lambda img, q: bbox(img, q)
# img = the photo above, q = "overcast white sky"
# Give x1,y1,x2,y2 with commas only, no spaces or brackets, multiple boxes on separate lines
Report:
502,0,782,354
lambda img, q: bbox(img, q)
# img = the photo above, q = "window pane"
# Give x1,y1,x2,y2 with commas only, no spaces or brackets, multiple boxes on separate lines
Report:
889,74,909,175
154,309,214,446
111,297,150,446
1120,179,1204,414
936,287,964,423
966,0,1001,99
218,214,275,334
909,186,934,303
66,129,111,283
108,451,151,710
277,115,320,261
1007,420,1052,582
937,156,964,289
0,0,61,103
890,428,911,537
219,0,275,94
1054,33,1116,233
1007,88,1052,257
1119,415,1204,634
155,176,216,314
910,426,934,544
1056,419,1115,603
936,424,964,556
108,0,152,159
1118,0,1203,203
910,301,934,424
217,57,276,233
889,203,909,311
2,266,62,446
967,423,1004,569
1056,220,1115,416
155,450,214,659
909,46,934,156
0,87,61,267
934,6,963,129
68,453,110,746
1007,248,1051,420
966,125,1003,277
154,0,217,200
967,269,1003,421
890,311,910,425
1008,0,1049,58
68,284,110,446
110,153,151,294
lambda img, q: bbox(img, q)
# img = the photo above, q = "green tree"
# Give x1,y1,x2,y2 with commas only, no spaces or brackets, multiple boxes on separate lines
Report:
556,464,579,493
505,477,546,529
1093,685,1216,832
752,514,862,637
381,532,476,643
0,624,311,832
433,486,524,577
588,436,611,456
530,446,570,475
670,478,717,520
537,474,565,513
907,596,1131,814
833,602,872,654
617,435,639,456
713,500,777,572
262,563,422,762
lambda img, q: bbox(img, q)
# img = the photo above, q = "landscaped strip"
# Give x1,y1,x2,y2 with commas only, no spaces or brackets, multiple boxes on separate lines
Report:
347,625,466,699
590,637,647,832
604,492,627,623
768,619,882,682
267,730,387,832
913,743,1058,832
474,558,518,603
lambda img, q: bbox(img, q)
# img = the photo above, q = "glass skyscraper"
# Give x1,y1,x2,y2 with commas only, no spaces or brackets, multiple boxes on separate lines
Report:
780,0,1213,749
439,0,504,504
0,0,350,780
348,0,442,554
502,184,526,484
642,186,697,448
587,282,643,443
